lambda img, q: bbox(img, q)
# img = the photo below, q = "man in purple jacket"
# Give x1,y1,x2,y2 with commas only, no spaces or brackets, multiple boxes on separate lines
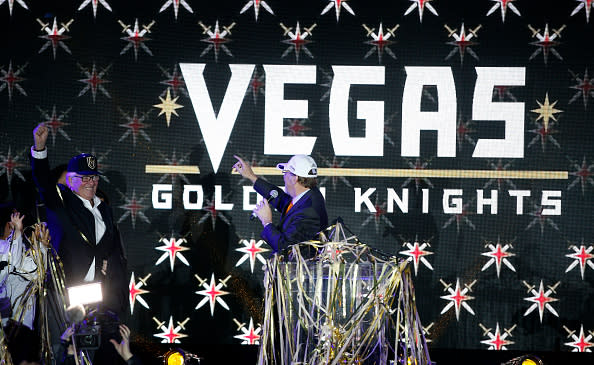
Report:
233,154,328,253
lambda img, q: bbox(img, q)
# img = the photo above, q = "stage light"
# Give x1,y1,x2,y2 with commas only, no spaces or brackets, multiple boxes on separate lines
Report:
502,354,544,365
163,349,202,365
67,282,103,306
164,350,185,365
520,355,542,365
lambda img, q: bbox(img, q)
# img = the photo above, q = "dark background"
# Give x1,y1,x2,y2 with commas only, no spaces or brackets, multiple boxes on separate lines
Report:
1,0,593,359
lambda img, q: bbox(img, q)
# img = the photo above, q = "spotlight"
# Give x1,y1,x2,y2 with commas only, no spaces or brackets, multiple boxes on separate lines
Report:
163,348,202,365
67,282,103,306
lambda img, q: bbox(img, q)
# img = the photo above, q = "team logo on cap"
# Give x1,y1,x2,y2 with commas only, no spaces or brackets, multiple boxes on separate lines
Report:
86,156,96,169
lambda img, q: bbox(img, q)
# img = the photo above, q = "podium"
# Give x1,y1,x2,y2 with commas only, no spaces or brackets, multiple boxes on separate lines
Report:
258,223,431,365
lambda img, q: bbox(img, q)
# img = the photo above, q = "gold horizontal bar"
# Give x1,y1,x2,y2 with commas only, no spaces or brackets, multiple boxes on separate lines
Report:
237,167,568,180
146,164,568,180
145,165,200,174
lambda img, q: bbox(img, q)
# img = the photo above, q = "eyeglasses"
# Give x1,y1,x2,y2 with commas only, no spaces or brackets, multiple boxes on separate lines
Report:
282,170,294,176
73,175,100,183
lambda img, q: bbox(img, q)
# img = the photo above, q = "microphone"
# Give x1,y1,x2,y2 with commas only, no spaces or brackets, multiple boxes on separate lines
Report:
250,190,279,220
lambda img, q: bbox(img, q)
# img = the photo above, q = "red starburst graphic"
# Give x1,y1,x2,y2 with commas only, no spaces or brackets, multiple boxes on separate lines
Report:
360,195,395,234
117,189,150,229
444,23,481,65
564,325,594,352
481,237,516,278
568,156,594,194
440,278,476,320
153,316,188,343
486,0,521,23
119,19,155,61
399,239,433,276
235,238,269,273
195,274,231,316
118,107,151,147
159,0,193,20
240,0,274,21
159,64,188,98
321,0,355,22
0,61,27,101
37,105,71,145
404,0,438,22
565,240,594,280
77,63,111,103
571,0,594,23
0,146,26,185
155,236,190,272
569,69,594,109
37,17,72,59
480,323,515,350
199,21,235,62
234,318,262,345
77,0,112,19
128,272,150,315
523,280,560,322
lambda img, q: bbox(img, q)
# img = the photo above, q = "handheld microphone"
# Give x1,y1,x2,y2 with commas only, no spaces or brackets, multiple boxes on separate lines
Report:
250,190,279,220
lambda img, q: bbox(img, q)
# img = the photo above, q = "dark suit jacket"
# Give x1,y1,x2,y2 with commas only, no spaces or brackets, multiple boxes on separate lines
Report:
254,178,328,253
31,155,127,315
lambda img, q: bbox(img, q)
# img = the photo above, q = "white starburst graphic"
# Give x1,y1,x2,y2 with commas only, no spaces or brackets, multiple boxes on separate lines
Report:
404,0,438,23
399,239,433,276
117,189,150,229
37,106,72,145
440,278,476,320
321,0,355,22
523,280,560,322
159,0,193,20
195,274,231,316
525,203,560,236
233,318,262,345
236,238,269,273
479,322,516,350
481,237,516,278
565,240,594,280
153,316,189,343
0,0,28,16
571,0,594,23
118,18,155,61
129,272,150,315
486,0,521,23
37,17,73,59
0,61,27,101
0,146,26,185
240,0,274,21
360,195,395,234
77,0,112,18
564,325,594,352
77,63,111,103
155,236,190,272
199,197,231,231
567,156,594,195
117,107,151,147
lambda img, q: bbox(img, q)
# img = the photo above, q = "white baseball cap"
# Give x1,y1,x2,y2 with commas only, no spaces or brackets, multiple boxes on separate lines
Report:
276,155,318,178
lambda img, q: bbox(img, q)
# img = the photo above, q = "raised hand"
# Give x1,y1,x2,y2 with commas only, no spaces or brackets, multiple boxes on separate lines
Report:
233,155,258,182
33,123,49,151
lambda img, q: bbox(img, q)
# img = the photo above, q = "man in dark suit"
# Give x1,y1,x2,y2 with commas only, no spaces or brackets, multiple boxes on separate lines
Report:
233,154,328,253
30,123,127,363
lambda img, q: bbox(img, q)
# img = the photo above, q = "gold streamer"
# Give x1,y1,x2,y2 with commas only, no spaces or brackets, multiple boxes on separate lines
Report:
258,222,431,365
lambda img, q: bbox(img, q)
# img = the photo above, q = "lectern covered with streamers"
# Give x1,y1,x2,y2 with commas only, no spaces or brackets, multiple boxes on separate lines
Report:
258,223,431,365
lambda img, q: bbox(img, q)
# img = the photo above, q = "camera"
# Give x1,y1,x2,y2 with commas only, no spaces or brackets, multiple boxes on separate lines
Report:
74,323,101,350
